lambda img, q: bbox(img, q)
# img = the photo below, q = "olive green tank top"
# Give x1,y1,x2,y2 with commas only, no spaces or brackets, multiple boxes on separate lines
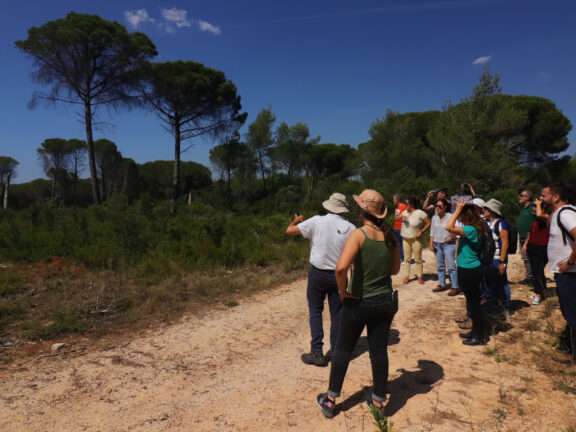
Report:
347,228,393,298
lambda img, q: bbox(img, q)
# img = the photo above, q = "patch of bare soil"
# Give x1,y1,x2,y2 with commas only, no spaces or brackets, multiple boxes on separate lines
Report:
1,251,575,431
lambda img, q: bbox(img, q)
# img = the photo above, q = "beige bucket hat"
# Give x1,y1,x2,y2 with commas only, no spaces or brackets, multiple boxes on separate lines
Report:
484,198,503,217
353,189,388,219
322,192,350,214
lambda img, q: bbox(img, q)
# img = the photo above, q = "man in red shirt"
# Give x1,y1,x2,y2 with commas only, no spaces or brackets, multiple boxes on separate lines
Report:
393,194,407,261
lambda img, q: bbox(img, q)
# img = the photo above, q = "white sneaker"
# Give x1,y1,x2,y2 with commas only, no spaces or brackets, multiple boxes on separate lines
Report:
531,295,541,305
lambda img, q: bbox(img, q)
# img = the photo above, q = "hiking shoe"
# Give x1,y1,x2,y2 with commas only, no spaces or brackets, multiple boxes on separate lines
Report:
462,336,488,346
447,288,462,296
316,393,336,418
417,277,425,285
302,352,329,367
531,294,541,305
458,319,473,330
433,285,448,292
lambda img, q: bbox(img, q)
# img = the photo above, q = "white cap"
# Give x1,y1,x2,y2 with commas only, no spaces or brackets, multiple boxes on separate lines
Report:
471,198,486,208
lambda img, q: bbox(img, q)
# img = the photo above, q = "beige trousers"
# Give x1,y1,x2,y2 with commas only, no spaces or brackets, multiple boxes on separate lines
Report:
402,237,423,279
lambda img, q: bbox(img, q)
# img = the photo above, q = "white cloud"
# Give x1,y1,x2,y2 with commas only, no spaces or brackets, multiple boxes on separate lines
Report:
472,56,491,65
197,20,222,35
161,7,192,28
124,9,154,29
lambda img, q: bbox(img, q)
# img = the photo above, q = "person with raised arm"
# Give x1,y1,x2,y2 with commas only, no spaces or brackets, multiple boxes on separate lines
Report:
446,202,489,345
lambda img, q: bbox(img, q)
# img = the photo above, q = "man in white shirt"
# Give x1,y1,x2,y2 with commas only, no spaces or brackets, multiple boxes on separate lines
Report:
541,183,576,357
286,193,356,366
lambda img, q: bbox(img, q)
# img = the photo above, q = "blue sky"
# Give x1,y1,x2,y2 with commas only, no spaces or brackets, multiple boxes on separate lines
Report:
1,0,575,182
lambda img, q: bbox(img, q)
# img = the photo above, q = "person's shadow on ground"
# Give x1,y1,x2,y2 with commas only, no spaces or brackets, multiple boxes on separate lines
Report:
338,359,444,416
350,329,400,360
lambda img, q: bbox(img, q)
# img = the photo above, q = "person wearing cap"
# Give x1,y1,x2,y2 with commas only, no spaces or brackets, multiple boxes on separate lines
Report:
447,202,490,345
316,189,400,418
286,192,356,367
483,199,511,311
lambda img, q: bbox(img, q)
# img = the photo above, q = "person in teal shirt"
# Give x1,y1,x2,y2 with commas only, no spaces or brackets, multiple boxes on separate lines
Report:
447,202,489,346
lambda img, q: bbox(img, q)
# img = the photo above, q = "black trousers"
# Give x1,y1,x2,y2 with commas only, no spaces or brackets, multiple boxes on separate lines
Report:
458,266,488,339
328,294,397,399
527,244,547,297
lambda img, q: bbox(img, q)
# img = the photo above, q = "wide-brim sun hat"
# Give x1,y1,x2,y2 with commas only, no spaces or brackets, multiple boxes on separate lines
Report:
353,189,388,219
484,198,503,217
322,192,349,214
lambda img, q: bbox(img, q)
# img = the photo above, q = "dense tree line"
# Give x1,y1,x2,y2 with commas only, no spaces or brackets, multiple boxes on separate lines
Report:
1,12,574,215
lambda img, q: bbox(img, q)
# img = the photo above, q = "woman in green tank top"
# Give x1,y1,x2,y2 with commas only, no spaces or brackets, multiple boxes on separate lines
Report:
317,189,401,419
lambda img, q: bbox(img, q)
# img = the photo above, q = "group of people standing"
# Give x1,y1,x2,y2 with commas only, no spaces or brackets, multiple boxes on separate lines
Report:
285,183,576,420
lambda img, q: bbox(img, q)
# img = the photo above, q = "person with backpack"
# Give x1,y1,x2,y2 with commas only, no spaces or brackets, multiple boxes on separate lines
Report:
540,183,576,357
483,199,512,311
316,189,400,418
447,202,490,345
286,192,356,367
522,198,549,305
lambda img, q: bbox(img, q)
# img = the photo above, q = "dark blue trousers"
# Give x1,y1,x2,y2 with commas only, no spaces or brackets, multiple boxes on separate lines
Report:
556,273,576,329
307,266,342,354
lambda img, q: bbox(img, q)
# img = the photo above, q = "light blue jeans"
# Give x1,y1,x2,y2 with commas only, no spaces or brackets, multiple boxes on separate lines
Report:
434,242,458,288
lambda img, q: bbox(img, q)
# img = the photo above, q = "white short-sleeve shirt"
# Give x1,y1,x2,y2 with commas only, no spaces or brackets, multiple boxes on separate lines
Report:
298,213,356,270
548,205,576,273
401,209,428,240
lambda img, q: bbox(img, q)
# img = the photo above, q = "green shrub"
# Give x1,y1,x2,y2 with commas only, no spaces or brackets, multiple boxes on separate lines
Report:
0,272,25,297
0,205,308,275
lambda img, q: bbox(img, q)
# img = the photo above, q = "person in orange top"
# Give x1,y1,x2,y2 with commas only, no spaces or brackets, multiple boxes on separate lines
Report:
393,194,406,261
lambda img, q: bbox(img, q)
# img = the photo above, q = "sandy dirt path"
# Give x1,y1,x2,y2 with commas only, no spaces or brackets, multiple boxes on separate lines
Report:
1,251,575,431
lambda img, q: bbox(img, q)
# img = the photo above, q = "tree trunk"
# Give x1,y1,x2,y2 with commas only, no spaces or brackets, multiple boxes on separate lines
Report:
226,166,232,195
84,101,101,204
257,151,267,190
171,119,182,214
3,174,10,210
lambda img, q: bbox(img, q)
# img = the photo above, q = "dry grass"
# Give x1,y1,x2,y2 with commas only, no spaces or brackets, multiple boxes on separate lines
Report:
0,260,305,363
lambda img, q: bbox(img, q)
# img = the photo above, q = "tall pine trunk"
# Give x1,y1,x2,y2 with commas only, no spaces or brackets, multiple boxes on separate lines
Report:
84,101,101,204
171,119,181,214
3,174,10,210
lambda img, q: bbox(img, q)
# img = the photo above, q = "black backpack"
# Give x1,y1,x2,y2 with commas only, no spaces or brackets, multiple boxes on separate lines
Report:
478,223,496,266
557,206,576,245
494,219,518,255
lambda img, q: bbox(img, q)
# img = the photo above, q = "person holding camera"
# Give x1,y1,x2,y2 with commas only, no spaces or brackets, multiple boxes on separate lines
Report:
522,198,549,305
316,189,400,418
429,198,459,294
286,192,356,367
